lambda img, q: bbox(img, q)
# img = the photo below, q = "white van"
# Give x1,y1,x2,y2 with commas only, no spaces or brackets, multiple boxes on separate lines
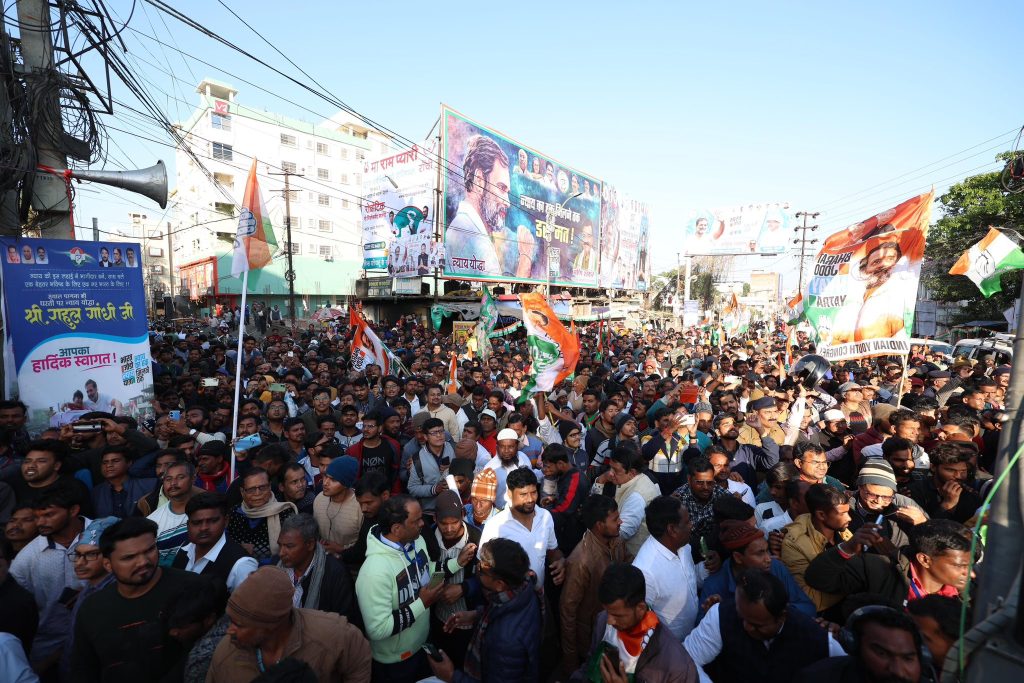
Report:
909,338,954,358
952,335,1013,365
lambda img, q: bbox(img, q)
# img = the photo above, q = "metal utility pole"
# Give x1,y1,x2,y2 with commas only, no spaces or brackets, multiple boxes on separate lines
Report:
269,170,302,329
16,0,72,236
792,211,819,294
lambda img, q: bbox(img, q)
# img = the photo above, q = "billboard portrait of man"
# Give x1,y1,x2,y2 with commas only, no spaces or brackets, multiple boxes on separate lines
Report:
447,135,536,278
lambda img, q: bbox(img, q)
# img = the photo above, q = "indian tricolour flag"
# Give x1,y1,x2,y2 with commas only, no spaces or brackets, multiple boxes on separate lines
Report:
949,227,1024,297
231,159,278,277
520,292,579,395
787,293,804,324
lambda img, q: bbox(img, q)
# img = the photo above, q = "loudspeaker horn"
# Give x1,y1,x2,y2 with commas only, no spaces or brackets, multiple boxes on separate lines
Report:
71,160,169,209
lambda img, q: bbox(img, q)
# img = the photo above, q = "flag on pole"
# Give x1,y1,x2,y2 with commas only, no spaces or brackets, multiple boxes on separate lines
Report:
787,293,805,323
520,293,579,395
949,227,1024,298
447,353,459,394
231,159,278,277
475,286,498,362
595,320,605,360
350,308,404,375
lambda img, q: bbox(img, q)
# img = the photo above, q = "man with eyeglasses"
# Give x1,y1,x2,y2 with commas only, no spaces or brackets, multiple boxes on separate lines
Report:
847,460,927,552
61,516,118,678
409,418,456,520
793,444,845,492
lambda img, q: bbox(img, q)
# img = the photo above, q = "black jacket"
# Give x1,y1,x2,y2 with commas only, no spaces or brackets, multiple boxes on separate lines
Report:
804,544,912,609
298,552,361,630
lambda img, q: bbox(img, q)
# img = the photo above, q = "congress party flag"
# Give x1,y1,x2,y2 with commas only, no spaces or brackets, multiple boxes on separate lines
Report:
350,308,404,376
520,292,579,395
787,293,804,324
949,227,1024,298
475,286,498,362
805,191,933,361
231,160,278,277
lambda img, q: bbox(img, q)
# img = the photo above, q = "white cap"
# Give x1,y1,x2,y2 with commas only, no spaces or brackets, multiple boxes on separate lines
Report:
497,428,519,442
822,409,845,422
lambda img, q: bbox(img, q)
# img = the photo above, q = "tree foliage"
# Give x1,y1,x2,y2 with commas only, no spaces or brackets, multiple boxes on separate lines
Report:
923,153,1024,322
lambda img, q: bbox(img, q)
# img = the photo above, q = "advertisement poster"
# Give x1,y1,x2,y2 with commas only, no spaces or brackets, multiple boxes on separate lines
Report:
1,238,154,433
682,203,793,255
442,106,602,286
600,186,650,290
804,192,933,361
452,321,476,347
361,143,440,275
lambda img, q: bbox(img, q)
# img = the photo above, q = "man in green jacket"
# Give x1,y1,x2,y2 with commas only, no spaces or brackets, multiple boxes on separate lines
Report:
355,494,445,683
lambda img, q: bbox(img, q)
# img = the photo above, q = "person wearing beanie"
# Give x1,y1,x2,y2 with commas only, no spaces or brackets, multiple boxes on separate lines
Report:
206,566,371,683
848,459,927,551
480,428,535,505
556,419,589,472
466,468,498,530
422,489,480,671
313,456,363,555
698,520,815,619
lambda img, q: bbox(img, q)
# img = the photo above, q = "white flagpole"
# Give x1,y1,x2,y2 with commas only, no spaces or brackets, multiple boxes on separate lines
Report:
229,269,249,482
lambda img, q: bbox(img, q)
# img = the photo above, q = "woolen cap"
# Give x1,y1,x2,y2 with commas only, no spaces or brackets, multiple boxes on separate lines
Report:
435,490,463,520
471,468,497,502
325,455,358,487
228,567,293,629
718,520,764,550
857,459,898,491
557,420,582,442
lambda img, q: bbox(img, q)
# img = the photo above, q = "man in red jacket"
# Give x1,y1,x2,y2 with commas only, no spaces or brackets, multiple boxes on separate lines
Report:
346,411,402,493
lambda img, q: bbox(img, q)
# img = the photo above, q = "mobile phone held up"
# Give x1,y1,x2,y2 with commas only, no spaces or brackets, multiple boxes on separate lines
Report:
72,422,103,433
168,410,181,421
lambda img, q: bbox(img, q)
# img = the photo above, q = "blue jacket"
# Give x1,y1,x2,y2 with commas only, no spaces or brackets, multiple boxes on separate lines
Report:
91,477,157,519
699,558,816,619
455,575,543,683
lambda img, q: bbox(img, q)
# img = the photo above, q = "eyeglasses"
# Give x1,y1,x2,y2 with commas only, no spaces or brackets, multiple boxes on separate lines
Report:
426,429,445,436
804,460,829,467
861,491,895,504
68,549,102,562
244,484,271,494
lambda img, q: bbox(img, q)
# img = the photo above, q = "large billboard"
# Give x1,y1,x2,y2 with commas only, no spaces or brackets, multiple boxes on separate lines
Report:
1,238,154,433
682,203,793,255
804,192,933,361
361,144,442,276
600,186,650,290
441,106,602,286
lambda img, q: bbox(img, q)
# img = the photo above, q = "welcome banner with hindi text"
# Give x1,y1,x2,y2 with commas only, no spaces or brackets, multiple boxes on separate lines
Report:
442,106,602,287
804,192,933,361
1,238,153,433
683,203,792,255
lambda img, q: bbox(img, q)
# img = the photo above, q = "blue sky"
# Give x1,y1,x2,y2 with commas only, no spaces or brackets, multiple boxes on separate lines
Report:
72,1,1024,290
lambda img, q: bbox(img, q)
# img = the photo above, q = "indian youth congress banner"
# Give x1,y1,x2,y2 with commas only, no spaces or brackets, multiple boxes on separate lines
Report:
360,143,441,276
600,186,651,290
805,191,933,361
682,203,792,255
442,106,602,286
0,238,154,433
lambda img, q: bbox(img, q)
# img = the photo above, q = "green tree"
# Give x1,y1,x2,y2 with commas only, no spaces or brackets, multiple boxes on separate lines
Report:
923,154,1024,321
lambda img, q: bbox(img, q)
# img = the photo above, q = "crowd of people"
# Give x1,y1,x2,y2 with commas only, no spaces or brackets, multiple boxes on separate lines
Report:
0,311,998,682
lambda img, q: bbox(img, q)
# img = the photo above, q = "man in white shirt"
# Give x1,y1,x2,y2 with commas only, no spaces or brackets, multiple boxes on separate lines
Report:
419,384,460,440
482,429,537,505
632,496,703,640
171,492,256,592
478,466,564,586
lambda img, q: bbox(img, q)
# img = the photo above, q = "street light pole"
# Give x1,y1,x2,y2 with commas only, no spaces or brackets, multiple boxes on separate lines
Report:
270,169,303,330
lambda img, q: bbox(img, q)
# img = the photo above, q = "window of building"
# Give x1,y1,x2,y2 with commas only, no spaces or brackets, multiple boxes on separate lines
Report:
340,148,348,160
212,143,233,161
342,198,350,209
308,244,319,255
316,142,329,155
285,190,298,202
214,172,234,190
213,201,235,216
306,218,316,229
318,219,331,232
319,245,333,258
354,173,362,186
286,216,300,230
211,113,231,131
280,133,297,147
356,150,365,161
317,168,329,181
318,194,330,207
284,242,300,255
281,161,297,174
340,173,349,185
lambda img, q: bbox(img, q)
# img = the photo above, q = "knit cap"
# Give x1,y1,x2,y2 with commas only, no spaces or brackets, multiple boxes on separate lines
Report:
454,438,478,461
325,455,359,487
471,468,497,502
718,520,764,550
857,459,898,491
227,566,293,629
557,420,582,442
435,490,463,519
